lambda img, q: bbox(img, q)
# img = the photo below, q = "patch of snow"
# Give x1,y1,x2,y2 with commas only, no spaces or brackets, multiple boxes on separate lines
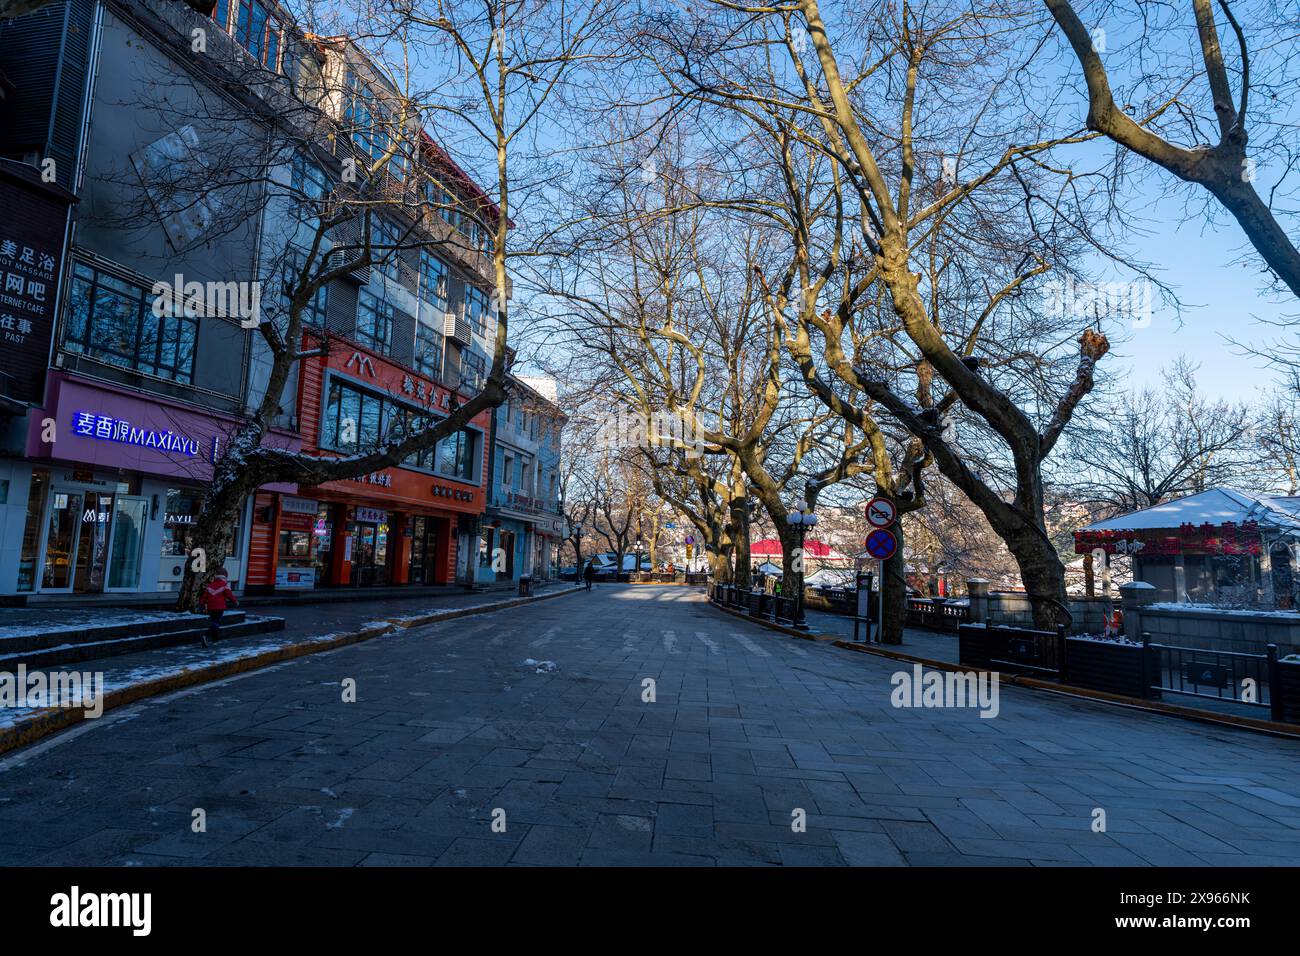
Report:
1148,602,1300,618
1069,633,1142,646
326,808,354,829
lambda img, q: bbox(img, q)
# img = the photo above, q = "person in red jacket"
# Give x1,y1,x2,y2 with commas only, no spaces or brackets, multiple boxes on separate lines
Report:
199,568,238,647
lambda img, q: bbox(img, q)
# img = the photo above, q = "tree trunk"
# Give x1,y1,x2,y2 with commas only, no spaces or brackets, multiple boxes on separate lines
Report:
176,473,254,612
708,549,731,583
1004,525,1071,630
731,497,751,590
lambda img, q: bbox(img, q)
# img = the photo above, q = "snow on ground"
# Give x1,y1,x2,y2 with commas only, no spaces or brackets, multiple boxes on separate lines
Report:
0,611,207,641
1148,602,1300,618
0,628,346,730
0,587,581,733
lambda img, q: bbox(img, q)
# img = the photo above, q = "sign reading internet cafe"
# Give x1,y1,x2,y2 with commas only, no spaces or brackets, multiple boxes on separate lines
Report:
0,160,76,402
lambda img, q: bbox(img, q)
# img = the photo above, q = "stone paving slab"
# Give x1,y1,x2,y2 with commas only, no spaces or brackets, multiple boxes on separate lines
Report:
1,584,1299,866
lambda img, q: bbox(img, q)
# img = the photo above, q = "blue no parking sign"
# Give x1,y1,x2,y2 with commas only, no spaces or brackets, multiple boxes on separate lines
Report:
864,528,897,561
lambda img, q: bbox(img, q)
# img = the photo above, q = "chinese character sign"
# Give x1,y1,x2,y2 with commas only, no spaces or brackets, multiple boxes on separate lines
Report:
0,174,73,401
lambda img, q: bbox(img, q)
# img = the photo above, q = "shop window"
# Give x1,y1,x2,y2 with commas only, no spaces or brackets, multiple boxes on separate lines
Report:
17,469,50,592
107,497,148,590
478,527,493,567
313,505,334,585
497,530,515,580
64,263,197,384
157,488,238,590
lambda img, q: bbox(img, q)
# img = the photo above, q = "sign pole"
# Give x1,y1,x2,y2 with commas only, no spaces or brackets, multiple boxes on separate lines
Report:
863,496,898,644
877,559,885,644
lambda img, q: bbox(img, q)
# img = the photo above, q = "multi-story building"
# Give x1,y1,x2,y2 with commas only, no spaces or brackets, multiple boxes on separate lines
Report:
0,0,506,600
477,374,564,586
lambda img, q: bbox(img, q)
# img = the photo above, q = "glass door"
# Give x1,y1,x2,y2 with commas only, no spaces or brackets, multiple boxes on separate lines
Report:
40,490,84,591
409,516,427,584
106,496,148,591
73,491,114,593
313,506,334,586
350,522,376,586
422,519,439,584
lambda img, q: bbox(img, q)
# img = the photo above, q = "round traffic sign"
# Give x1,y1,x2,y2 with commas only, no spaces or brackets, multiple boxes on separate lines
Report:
866,496,897,529
864,528,897,560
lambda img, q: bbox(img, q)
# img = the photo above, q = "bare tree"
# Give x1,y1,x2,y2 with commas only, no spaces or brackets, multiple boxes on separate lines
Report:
1057,358,1257,514
129,0,615,608
1045,0,1300,299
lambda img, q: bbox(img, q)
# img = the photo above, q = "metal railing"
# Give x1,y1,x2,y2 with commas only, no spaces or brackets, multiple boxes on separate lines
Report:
985,623,1066,678
1145,637,1279,716
710,584,798,626
906,598,971,633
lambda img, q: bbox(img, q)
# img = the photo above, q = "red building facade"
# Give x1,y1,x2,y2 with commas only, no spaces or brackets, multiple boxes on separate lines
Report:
244,332,489,592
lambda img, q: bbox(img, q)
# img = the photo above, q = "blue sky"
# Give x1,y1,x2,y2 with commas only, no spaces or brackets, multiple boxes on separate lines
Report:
1108,185,1297,405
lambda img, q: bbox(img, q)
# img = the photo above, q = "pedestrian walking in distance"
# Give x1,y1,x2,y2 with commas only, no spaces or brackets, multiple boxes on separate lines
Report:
583,560,596,591
199,567,238,647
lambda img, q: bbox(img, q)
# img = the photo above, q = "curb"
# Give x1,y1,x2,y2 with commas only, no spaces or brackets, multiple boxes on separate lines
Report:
706,598,1300,739
0,586,583,758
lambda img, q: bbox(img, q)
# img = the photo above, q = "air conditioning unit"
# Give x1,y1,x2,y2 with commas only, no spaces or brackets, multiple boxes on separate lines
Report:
324,248,371,285
443,310,472,345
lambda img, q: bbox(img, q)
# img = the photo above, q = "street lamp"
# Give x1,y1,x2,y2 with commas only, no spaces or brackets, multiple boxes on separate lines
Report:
635,538,645,576
789,508,818,629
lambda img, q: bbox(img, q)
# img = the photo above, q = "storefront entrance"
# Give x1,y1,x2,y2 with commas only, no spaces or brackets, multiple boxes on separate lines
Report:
349,509,389,586
39,485,148,593
409,515,440,585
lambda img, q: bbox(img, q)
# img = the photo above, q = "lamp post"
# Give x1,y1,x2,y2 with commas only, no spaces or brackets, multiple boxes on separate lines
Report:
635,538,645,578
789,508,818,629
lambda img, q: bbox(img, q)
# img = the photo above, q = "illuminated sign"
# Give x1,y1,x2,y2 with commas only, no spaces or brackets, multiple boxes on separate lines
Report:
71,411,199,456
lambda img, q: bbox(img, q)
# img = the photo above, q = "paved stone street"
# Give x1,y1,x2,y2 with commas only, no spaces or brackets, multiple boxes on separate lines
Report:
3,585,1300,867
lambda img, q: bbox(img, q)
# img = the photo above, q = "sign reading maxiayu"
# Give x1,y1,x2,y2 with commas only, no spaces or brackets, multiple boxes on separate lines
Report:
27,373,301,481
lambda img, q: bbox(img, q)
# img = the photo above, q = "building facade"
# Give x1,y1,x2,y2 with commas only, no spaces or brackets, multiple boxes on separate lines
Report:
477,375,564,586
0,0,511,600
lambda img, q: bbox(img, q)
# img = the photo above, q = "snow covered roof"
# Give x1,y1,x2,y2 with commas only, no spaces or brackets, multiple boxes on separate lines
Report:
1080,487,1300,535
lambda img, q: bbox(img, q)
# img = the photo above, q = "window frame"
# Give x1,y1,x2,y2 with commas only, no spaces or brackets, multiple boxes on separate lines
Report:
356,288,394,353
64,262,198,385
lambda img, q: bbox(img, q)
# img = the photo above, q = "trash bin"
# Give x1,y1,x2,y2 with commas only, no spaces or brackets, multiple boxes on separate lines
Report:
518,574,532,597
